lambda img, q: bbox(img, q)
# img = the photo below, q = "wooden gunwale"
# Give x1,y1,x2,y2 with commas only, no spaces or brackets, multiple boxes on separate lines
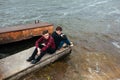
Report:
0,22,54,45
0,22,53,33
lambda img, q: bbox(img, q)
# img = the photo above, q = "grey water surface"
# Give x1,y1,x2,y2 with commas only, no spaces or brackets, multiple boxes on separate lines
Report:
1,0,120,80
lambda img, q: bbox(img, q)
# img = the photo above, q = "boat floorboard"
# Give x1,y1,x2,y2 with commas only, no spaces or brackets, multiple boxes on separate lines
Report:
0,47,71,80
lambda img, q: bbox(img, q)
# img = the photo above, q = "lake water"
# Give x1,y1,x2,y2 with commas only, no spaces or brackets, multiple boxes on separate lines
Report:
0,0,120,34
0,0,120,80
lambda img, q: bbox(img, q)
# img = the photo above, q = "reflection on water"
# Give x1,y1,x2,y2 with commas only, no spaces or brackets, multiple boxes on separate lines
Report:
112,42,120,48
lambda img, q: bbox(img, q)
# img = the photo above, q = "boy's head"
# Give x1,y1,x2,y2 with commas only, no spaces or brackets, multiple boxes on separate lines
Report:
42,30,49,39
56,26,62,35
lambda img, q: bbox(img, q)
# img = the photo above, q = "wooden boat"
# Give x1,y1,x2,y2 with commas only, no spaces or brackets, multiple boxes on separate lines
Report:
0,21,72,80
0,46,72,80
0,21,53,45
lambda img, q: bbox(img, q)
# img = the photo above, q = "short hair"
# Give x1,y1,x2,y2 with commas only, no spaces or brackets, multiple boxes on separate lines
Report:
56,26,62,31
42,30,48,35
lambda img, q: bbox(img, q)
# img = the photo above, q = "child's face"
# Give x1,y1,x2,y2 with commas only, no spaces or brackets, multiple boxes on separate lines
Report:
56,30,62,35
43,33,49,39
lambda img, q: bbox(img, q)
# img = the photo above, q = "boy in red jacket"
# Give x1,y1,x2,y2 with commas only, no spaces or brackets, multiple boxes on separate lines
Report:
27,30,56,64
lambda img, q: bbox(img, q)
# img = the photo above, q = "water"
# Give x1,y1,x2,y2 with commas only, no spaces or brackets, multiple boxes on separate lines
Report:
1,0,120,80
0,0,120,34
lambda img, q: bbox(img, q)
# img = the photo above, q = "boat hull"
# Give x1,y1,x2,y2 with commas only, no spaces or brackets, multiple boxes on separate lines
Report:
0,22,53,45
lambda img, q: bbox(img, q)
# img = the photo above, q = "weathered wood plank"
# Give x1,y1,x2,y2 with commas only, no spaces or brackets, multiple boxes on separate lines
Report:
0,47,71,80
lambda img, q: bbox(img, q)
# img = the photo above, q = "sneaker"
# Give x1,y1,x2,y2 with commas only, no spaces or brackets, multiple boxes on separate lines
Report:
31,59,39,64
63,45,69,48
26,57,34,62
70,42,73,47
57,47,61,50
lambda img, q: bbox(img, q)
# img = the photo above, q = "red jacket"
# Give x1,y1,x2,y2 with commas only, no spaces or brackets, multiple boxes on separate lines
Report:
35,36,56,52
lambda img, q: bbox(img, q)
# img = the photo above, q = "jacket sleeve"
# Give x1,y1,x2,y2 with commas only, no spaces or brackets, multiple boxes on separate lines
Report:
41,37,53,52
35,37,43,48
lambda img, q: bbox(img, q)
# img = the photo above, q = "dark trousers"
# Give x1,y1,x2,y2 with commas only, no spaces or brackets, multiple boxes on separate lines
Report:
30,44,55,61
